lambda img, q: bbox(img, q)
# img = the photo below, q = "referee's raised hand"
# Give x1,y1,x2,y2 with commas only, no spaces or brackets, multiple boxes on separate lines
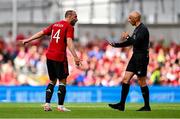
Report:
121,32,129,40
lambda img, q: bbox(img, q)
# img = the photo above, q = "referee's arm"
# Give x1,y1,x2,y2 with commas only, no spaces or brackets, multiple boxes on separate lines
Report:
111,37,134,47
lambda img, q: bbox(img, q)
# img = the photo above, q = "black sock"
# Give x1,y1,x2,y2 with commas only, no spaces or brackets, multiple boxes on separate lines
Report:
57,83,66,105
120,83,130,104
141,86,150,107
45,83,55,103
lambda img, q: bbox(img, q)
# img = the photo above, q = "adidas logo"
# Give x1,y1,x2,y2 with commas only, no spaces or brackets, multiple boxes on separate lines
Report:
46,89,51,92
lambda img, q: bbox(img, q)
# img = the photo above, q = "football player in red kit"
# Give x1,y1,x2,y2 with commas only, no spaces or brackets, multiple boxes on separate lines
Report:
21,10,81,112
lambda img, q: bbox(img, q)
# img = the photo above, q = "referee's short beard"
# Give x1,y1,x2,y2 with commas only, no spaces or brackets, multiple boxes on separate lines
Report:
129,20,136,26
130,22,135,26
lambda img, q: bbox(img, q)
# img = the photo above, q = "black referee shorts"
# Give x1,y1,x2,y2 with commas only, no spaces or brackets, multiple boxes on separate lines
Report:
46,59,69,81
126,53,149,77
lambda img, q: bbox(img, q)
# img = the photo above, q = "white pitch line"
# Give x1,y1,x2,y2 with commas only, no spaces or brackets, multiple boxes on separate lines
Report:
0,117,179,119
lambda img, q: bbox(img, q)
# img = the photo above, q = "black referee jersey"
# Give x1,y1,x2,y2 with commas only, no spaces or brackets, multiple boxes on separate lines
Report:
113,23,149,54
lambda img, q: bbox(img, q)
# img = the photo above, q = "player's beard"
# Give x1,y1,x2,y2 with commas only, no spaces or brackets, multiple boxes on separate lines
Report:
70,20,77,26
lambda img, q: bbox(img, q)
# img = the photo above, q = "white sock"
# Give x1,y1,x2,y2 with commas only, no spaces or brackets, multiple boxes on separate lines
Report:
58,105,64,108
45,103,50,106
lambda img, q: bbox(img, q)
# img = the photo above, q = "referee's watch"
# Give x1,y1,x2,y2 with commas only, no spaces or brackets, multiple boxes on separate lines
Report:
126,35,130,40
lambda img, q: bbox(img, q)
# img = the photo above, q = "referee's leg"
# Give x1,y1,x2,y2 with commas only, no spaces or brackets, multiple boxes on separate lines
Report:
108,71,134,111
137,76,151,111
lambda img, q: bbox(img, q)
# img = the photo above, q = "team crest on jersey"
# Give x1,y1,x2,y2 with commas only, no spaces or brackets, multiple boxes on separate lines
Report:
133,34,136,39
137,71,141,75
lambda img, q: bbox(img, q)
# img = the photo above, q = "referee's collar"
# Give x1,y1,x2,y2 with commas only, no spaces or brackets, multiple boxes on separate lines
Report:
135,22,143,29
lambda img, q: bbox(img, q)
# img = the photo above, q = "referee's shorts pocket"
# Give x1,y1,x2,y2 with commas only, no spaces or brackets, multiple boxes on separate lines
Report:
136,54,149,76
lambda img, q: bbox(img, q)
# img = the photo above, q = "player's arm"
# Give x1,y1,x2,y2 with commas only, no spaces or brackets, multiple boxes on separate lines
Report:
21,23,53,45
67,38,81,67
22,31,44,45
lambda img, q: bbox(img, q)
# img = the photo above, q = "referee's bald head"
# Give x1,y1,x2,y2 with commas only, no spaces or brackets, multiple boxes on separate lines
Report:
128,11,141,26
130,11,141,21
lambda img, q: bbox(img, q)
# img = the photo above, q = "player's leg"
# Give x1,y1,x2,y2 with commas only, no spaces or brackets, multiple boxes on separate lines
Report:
57,79,66,106
137,76,151,111
55,61,70,112
44,59,57,111
57,78,70,112
44,80,56,111
108,71,134,111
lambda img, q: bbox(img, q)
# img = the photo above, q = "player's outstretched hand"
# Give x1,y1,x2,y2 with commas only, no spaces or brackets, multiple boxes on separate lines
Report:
19,39,30,46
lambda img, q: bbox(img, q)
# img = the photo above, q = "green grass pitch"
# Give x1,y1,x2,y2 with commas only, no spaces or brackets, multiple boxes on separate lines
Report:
0,103,180,118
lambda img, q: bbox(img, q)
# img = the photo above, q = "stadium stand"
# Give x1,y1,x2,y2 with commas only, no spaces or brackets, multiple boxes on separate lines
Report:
0,32,179,86
0,0,179,86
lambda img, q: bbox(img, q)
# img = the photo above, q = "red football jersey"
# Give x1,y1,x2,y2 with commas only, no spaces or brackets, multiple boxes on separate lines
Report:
43,20,74,62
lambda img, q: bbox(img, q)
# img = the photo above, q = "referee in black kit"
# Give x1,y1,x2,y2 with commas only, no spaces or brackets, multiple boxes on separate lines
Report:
108,11,151,111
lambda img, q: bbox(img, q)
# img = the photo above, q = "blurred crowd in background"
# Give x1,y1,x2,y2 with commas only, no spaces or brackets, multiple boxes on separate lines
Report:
0,31,179,86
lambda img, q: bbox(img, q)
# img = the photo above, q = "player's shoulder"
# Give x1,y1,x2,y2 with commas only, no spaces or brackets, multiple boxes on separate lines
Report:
51,20,68,28
59,20,73,26
52,20,74,30
53,20,64,25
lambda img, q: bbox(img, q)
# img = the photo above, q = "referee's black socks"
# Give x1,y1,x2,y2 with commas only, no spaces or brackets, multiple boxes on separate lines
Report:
141,86,150,107
45,83,55,103
58,83,66,105
120,83,130,104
